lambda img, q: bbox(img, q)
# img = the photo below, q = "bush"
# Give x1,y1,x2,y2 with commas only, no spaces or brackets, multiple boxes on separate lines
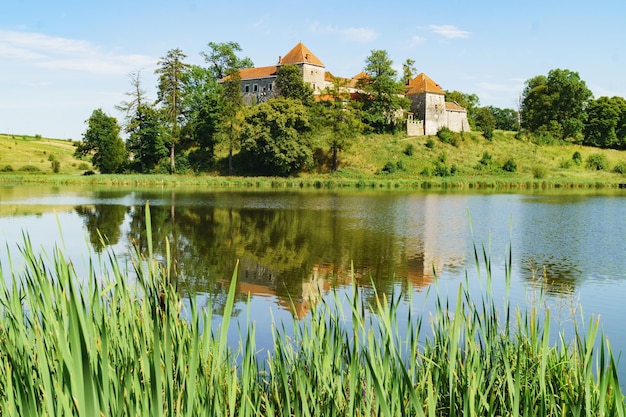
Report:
48,154,56,162
51,160,61,173
532,165,548,179
502,158,517,173
379,161,405,174
404,144,415,156
613,162,626,174
572,151,582,165
585,154,609,171
78,162,90,170
0,165,14,172
437,127,460,147
425,138,435,149
479,151,493,166
18,165,41,172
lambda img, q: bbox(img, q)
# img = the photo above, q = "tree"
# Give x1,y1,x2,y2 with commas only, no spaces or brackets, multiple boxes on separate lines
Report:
356,50,410,133
75,109,127,173
583,96,626,149
402,58,417,85
181,64,222,170
126,104,168,172
155,48,189,173
201,41,253,81
521,68,593,141
487,106,519,131
319,76,361,171
275,64,313,105
116,70,147,126
239,98,312,176
474,107,496,139
221,70,244,175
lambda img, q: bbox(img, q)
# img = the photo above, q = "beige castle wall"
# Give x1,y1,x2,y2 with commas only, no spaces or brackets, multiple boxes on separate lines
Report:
446,110,470,132
300,63,326,92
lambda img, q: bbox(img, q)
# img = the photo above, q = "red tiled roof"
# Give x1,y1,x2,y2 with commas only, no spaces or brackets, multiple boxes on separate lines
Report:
237,65,277,80
278,42,324,67
406,73,444,95
445,101,466,112
348,71,369,88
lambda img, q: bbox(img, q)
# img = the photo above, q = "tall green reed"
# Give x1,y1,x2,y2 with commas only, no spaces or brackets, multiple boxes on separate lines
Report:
0,204,623,415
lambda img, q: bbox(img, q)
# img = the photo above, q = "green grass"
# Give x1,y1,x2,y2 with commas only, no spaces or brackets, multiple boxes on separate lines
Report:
0,204,623,415
0,133,90,175
2,130,626,188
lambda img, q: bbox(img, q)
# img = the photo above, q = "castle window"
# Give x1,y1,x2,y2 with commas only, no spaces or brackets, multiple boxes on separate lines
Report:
268,83,272,91
244,85,250,93
253,84,258,92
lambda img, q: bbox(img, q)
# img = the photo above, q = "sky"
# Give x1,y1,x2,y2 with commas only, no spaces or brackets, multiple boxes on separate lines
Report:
1,0,625,140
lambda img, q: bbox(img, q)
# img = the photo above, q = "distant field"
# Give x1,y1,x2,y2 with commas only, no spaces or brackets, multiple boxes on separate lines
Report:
0,133,91,175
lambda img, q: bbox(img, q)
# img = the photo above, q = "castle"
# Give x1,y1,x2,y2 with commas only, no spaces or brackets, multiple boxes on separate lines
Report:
230,42,469,136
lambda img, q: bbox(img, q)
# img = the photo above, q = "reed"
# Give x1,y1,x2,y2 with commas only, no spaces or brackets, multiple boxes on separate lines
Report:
0,206,623,415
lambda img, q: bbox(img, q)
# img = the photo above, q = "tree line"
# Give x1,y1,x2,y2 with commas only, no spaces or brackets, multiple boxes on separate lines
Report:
74,42,625,176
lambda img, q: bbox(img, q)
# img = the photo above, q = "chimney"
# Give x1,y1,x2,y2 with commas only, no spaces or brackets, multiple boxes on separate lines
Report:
278,55,282,63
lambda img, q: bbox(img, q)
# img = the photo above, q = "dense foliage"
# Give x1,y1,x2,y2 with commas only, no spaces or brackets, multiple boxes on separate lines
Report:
74,109,127,173
521,68,593,142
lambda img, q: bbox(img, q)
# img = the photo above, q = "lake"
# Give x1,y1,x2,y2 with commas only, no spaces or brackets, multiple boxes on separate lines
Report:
1,184,625,381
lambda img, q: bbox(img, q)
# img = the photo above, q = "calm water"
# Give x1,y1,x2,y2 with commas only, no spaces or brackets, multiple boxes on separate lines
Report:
1,184,626,380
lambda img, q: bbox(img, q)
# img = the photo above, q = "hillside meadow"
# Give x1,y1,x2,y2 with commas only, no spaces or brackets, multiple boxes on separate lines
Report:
1,130,625,189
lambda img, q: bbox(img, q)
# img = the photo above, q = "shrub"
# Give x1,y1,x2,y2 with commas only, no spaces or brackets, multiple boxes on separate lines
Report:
425,138,435,149
404,144,415,156
532,165,548,179
613,162,626,174
502,158,517,173
585,154,609,171
18,165,41,172
48,154,56,162
437,127,460,146
479,151,493,166
380,161,397,174
78,162,90,170
0,165,14,172
572,151,582,165
51,160,61,173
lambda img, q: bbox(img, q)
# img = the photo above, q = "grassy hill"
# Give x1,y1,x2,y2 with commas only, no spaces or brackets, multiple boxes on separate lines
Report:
0,133,91,175
1,130,625,188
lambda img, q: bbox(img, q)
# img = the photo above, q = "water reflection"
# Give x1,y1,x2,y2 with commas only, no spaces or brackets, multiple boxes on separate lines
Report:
68,190,472,318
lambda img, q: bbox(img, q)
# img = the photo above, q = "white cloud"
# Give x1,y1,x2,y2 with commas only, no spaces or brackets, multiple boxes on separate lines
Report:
429,25,470,39
0,30,154,75
308,21,378,43
407,35,426,48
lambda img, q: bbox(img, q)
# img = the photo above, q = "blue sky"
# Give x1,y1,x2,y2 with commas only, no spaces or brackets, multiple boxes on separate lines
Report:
1,0,625,140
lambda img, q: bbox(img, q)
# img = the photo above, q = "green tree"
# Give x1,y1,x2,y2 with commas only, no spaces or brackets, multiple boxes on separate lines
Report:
155,48,189,173
583,96,626,149
275,64,314,105
75,109,127,173
181,64,222,170
402,58,417,85
201,41,254,81
521,68,593,141
487,106,519,131
319,76,361,171
356,49,409,133
221,70,244,175
239,97,312,176
126,104,168,172
474,107,496,139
